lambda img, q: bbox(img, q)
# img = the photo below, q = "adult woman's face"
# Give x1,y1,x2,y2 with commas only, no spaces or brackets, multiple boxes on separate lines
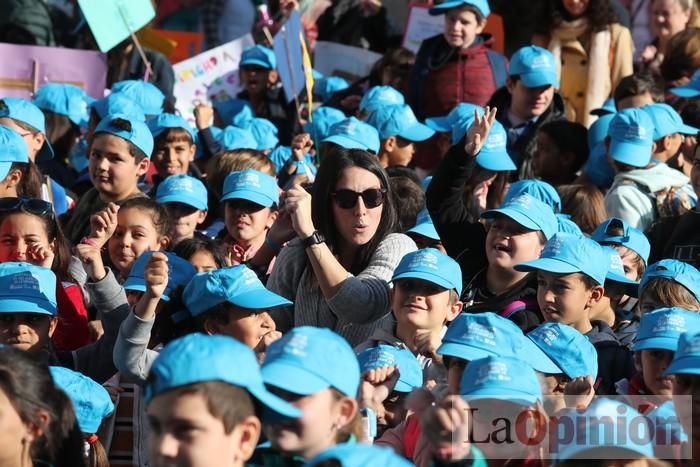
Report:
332,166,384,251
652,0,692,40
561,0,590,18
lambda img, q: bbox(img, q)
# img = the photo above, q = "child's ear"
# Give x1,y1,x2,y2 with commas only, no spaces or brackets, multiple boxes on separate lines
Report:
265,209,279,229
136,157,150,177
158,235,171,251
334,396,358,429
651,141,658,155
505,77,517,94
268,70,279,86
383,136,397,154
448,300,463,322
203,318,219,336
633,351,643,373
196,210,208,225
231,415,261,463
586,285,605,309
187,143,196,163
47,317,59,338
476,18,487,34
3,169,22,189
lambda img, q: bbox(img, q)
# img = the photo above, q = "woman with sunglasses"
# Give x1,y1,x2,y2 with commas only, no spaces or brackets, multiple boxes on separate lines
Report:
0,197,91,351
267,147,416,346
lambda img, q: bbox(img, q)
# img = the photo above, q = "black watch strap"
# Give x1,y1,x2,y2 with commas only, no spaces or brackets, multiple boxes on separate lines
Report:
301,230,326,248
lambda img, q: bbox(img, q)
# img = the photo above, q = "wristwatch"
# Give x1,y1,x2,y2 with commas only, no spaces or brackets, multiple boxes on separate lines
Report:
301,230,326,249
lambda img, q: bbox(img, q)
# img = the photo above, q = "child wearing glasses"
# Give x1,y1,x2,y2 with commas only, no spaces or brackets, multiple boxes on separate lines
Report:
268,147,416,347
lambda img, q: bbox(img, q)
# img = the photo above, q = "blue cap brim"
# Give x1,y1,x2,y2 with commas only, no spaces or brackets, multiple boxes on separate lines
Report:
605,271,640,298
521,337,563,375
481,208,542,232
429,0,470,15
221,190,276,208
123,282,172,301
262,361,331,396
228,289,292,310
157,195,208,211
240,59,273,69
665,356,700,376
425,116,452,132
514,257,583,275
0,298,56,316
323,135,374,153
633,336,682,352
248,382,303,419
670,87,700,98
609,140,652,168
519,73,558,89
406,222,440,241
392,270,456,292
476,150,516,171
679,123,699,135
398,122,436,142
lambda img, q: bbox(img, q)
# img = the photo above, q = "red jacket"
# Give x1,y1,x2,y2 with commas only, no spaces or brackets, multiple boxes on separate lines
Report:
52,282,91,351
410,34,507,170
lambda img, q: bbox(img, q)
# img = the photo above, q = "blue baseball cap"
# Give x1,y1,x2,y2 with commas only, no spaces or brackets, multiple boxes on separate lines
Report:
437,312,526,362
213,98,255,125
323,117,381,154
525,323,598,379
314,76,350,102
602,246,640,297
430,0,490,16
357,345,423,393
94,113,154,158
262,326,361,397
473,120,516,171
482,194,559,240
670,69,700,98
460,356,541,407
590,97,617,117
509,46,559,88
640,259,700,303
0,262,57,316
633,307,700,352
123,251,197,302
406,208,440,241
304,106,346,140
392,248,462,294
231,104,256,129
307,443,413,467
156,174,208,211
665,331,700,375
144,333,302,419
147,113,196,141
591,217,650,265
643,103,699,139
112,80,165,116
247,118,279,151
50,366,113,434
240,45,276,69
91,92,146,122
0,97,54,161
33,83,89,126
183,265,291,316
359,86,405,114
585,114,616,189
607,108,654,168
425,103,481,133
556,214,582,235
555,398,654,462
515,233,609,286
503,179,561,213
366,104,435,142
220,168,279,207
214,125,258,151
0,126,29,181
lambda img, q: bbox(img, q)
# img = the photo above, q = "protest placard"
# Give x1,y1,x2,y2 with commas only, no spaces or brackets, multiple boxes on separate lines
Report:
313,42,382,82
0,43,107,99
273,11,305,103
401,5,443,54
77,0,156,52
172,35,255,124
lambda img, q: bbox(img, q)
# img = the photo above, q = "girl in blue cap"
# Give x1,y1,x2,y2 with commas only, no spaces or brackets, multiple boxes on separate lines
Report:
638,259,700,313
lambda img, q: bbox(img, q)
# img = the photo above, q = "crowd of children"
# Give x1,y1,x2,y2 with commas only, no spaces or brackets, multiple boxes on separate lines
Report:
4,0,700,466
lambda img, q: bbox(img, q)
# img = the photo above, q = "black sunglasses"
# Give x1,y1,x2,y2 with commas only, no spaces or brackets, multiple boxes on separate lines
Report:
0,197,53,217
332,188,387,209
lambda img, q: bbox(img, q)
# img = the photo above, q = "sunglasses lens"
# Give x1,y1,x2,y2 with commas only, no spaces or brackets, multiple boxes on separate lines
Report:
333,190,358,209
361,189,384,208
0,197,21,211
25,199,53,215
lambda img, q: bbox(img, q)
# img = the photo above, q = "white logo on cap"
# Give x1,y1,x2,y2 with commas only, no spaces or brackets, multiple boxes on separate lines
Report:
241,267,259,287
622,124,647,140
475,361,511,385
407,251,439,271
681,334,700,354
543,236,566,256
652,314,688,334
337,120,358,136
510,194,533,209
237,171,261,189
278,333,309,358
169,177,195,193
530,326,560,347
463,322,497,346
9,272,40,291
529,54,553,70
485,131,506,150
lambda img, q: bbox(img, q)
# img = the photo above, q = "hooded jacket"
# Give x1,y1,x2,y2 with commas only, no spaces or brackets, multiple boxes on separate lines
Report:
605,162,689,231
586,320,636,395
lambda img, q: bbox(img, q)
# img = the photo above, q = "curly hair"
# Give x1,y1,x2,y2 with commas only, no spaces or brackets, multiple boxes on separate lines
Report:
537,0,619,34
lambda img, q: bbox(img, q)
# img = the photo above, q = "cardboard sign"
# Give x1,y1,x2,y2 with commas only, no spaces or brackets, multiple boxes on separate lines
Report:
313,42,382,82
273,11,305,103
154,30,204,64
172,35,255,124
0,43,107,99
77,0,156,52
401,5,443,53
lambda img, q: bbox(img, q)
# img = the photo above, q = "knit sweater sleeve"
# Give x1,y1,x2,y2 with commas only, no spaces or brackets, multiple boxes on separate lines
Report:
113,311,159,383
326,233,416,324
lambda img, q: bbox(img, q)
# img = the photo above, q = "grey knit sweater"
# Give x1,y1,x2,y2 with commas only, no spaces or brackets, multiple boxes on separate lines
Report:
267,233,417,346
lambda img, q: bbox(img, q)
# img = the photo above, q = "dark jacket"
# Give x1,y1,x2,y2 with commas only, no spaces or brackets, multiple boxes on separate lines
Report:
487,87,567,179
315,2,393,53
586,320,636,395
646,209,700,269
426,140,541,332
238,84,295,146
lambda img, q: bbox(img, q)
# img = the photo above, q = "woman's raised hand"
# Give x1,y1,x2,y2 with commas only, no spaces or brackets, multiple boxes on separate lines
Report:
283,184,315,238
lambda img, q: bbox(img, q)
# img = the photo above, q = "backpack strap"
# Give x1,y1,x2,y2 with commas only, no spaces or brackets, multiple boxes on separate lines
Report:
487,50,508,89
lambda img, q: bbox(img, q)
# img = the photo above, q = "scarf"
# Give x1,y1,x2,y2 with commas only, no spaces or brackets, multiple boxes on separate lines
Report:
548,18,611,127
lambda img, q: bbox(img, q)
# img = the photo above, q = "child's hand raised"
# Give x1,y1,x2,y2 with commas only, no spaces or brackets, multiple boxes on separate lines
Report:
290,133,313,162
89,203,119,248
144,252,169,301
27,243,54,268
422,395,472,461
564,375,595,410
360,365,400,424
414,329,442,362
75,242,107,282
464,106,497,157
194,103,214,130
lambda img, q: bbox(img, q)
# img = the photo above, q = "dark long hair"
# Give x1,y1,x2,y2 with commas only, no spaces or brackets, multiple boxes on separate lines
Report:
537,0,618,34
0,348,85,467
310,147,398,275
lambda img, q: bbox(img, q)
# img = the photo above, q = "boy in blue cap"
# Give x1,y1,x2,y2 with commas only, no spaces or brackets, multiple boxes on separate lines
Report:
147,113,198,184
644,103,700,168
487,45,567,179
604,108,689,231
146,333,301,467
638,259,700,313
406,208,444,252
155,174,209,247
220,169,279,267
365,104,435,168
63,114,153,245
515,233,636,394
666,331,700,460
